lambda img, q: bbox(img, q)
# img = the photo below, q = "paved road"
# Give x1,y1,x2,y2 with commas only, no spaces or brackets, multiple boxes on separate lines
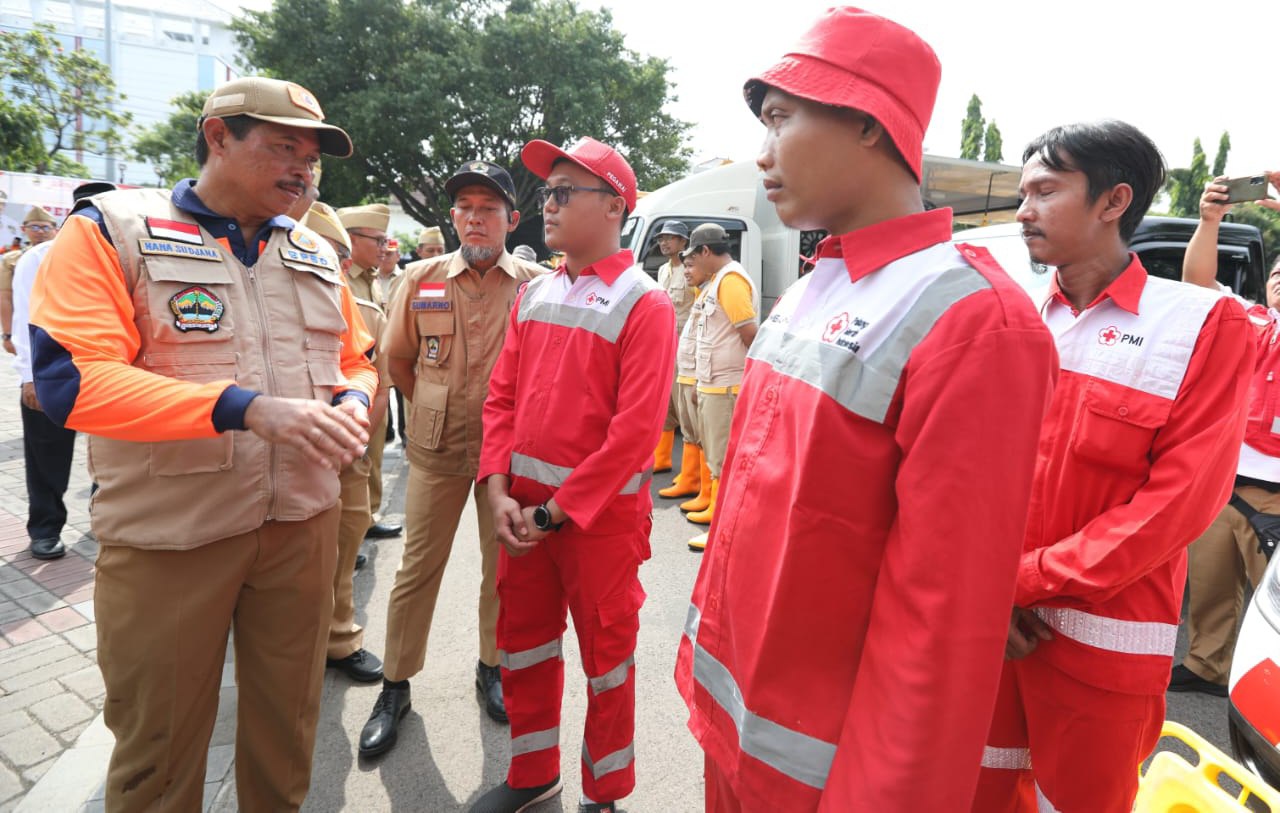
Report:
0,359,1241,812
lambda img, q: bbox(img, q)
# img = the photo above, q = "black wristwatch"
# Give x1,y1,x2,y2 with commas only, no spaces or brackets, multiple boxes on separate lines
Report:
532,503,564,532
1,334,10,341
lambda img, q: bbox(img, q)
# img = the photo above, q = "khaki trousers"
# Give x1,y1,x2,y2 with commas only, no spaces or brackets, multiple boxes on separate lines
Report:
367,411,388,516
663,370,680,432
698,390,737,478
676,381,700,447
329,457,372,658
94,506,338,812
383,464,500,681
1184,485,1274,683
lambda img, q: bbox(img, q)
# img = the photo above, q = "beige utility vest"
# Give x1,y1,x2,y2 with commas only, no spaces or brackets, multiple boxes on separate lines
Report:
91,189,349,549
675,295,699,381
659,259,696,332
692,261,758,389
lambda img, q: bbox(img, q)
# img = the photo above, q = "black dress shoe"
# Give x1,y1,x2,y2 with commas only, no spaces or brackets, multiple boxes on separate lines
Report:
354,552,368,571
1168,664,1228,697
470,777,562,813
327,649,384,682
359,683,411,757
29,537,65,560
476,661,508,723
579,802,617,813
365,521,403,539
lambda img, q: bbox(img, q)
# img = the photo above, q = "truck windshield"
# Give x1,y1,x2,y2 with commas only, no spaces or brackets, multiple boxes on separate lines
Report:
621,217,641,252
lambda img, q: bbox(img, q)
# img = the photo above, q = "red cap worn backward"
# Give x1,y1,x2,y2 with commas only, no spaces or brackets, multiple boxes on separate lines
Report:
744,6,940,183
521,137,638,212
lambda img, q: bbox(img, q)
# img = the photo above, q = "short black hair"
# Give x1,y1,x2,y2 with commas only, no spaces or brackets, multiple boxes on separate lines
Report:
1022,120,1166,242
194,115,262,167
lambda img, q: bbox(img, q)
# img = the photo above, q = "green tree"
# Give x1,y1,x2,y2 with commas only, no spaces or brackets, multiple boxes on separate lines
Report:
983,120,1003,163
1212,131,1231,177
0,23,131,175
0,96,46,172
960,94,984,160
132,91,208,186
233,0,692,238
1166,138,1209,217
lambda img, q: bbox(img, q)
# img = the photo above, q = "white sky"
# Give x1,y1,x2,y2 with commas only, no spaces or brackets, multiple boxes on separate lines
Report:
230,0,1280,177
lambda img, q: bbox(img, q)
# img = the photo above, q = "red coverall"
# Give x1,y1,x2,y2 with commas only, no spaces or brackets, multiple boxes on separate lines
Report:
675,209,1059,811
479,249,676,802
973,257,1253,812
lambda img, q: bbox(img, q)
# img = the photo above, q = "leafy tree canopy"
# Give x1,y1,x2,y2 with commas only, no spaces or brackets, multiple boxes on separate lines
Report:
233,0,692,241
0,23,130,175
132,91,207,186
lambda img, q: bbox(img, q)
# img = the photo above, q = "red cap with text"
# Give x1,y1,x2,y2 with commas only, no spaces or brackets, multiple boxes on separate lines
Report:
521,137,638,211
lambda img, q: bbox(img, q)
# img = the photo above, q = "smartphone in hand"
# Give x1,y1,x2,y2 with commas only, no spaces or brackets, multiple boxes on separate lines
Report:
1224,174,1272,204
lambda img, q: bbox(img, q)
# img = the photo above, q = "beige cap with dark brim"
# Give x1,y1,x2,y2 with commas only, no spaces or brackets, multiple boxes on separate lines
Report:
201,76,353,158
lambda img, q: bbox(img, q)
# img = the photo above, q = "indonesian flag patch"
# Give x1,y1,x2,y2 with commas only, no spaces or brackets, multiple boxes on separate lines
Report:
146,217,204,245
418,282,446,298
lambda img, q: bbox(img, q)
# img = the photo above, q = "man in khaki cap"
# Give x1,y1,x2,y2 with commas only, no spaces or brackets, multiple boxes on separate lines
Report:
1,206,58,356
359,159,542,757
304,201,388,685
417,225,446,259
338,203,403,541
29,75,375,811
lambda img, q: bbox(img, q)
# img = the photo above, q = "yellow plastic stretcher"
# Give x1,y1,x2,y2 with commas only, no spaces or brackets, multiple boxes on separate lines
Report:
1134,721,1280,812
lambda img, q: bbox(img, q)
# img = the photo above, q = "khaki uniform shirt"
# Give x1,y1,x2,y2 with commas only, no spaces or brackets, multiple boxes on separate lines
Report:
0,248,25,292
384,250,543,477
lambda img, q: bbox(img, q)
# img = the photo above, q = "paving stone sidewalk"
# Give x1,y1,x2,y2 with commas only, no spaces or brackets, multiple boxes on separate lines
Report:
0,360,102,811
0,354,409,811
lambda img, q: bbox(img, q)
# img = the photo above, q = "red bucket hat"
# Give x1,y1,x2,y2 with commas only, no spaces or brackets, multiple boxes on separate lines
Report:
744,6,940,183
521,137,638,212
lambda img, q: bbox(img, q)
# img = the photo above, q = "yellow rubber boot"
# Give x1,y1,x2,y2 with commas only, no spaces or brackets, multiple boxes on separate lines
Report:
686,478,718,525
680,452,713,513
654,429,675,473
659,444,701,499
688,531,708,552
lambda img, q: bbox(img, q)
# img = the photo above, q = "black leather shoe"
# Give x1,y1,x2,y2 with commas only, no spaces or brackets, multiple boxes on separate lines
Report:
470,777,562,813
359,684,411,757
476,661,508,723
327,649,384,682
579,802,617,813
354,552,368,571
365,521,403,539
1168,664,1228,697
29,537,65,560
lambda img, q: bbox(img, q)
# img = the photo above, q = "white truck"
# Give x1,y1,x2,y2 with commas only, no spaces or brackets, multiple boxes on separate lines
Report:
622,155,1023,313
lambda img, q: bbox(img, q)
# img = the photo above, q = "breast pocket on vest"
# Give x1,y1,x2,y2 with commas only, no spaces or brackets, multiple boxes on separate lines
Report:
140,257,236,345
415,312,455,368
289,264,349,401
141,353,237,476
1070,383,1171,475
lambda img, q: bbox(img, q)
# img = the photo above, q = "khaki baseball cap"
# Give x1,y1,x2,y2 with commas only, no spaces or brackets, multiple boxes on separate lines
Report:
201,77,353,158
680,223,730,258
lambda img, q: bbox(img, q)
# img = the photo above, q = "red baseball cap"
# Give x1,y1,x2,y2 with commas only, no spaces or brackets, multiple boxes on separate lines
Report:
744,6,940,183
521,137,638,212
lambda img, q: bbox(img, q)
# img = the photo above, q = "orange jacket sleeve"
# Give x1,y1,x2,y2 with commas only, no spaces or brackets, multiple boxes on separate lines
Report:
335,278,378,403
